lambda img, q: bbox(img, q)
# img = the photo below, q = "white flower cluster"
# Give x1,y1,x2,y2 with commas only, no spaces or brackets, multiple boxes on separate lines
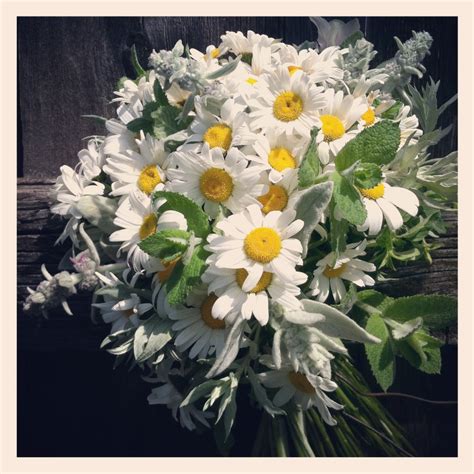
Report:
30,21,454,436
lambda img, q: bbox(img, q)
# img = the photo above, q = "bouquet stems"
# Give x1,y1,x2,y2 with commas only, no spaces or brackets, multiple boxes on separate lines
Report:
252,356,415,457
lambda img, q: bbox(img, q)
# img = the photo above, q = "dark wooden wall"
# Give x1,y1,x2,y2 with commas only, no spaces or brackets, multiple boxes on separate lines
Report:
17,17,458,457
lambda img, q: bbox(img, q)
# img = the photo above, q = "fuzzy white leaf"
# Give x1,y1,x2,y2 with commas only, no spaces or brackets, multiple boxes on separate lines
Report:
76,195,118,233
385,317,423,340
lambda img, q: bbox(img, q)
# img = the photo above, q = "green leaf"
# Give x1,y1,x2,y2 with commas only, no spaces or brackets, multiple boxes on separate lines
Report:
133,317,173,363
365,313,395,391
331,172,367,226
329,211,348,256
130,44,146,77
153,79,170,107
126,116,153,134
293,181,334,257
165,244,209,306
335,121,400,172
396,332,442,374
298,128,320,188
383,295,457,330
340,30,364,48
352,162,383,189
152,191,211,238
81,114,107,124
380,101,403,120
76,195,118,233
138,229,190,259
151,105,183,139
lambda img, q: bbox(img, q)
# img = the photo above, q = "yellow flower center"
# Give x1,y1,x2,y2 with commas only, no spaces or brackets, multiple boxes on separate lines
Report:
137,165,162,195
320,114,345,142
199,168,234,203
288,65,303,76
200,293,226,329
157,258,180,284
139,213,157,240
258,185,289,214
273,91,304,122
288,371,316,394
268,147,297,172
246,77,257,85
361,107,376,126
359,183,385,200
244,227,282,263
323,263,347,279
210,48,220,59
235,268,273,293
203,124,232,150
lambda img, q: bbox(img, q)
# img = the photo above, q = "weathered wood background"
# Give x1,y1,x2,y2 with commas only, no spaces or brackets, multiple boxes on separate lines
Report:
17,17,458,457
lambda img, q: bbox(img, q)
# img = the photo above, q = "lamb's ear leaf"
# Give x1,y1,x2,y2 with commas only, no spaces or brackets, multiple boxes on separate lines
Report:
293,181,333,258
300,299,381,344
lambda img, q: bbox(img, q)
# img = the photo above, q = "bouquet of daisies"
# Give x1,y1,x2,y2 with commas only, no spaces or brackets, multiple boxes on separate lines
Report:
24,17,458,456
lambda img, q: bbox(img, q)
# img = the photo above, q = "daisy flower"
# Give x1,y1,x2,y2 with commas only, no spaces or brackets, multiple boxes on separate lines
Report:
315,89,368,165
168,288,232,359
257,170,300,215
165,81,192,108
112,69,156,106
205,204,304,292
277,44,344,86
93,292,154,335
258,364,343,424
103,118,138,156
109,189,187,273
309,241,376,303
396,105,423,147
357,181,420,235
167,146,266,218
246,129,308,183
104,131,169,197
248,67,326,137
202,253,307,326
50,165,105,245
77,138,105,181
219,30,279,56
182,97,255,152
189,45,222,75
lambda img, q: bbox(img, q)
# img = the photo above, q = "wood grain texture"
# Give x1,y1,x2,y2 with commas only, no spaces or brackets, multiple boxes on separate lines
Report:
18,17,457,177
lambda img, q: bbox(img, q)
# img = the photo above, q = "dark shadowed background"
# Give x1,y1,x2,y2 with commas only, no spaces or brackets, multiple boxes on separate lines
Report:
17,17,458,457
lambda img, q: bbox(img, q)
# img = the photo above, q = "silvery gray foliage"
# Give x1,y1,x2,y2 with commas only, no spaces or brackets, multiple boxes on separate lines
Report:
149,40,207,92
310,17,361,50
375,31,433,94
340,38,378,86
23,265,79,317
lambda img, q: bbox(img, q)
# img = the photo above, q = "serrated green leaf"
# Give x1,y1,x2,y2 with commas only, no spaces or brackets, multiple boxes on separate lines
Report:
396,332,442,374
365,314,395,391
352,162,383,189
335,121,401,172
293,181,333,257
151,105,182,139
165,244,209,306
331,172,367,226
138,229,190,259
152,191,211,238
126,116,154,134
383,295,457,330
298,128,320,188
